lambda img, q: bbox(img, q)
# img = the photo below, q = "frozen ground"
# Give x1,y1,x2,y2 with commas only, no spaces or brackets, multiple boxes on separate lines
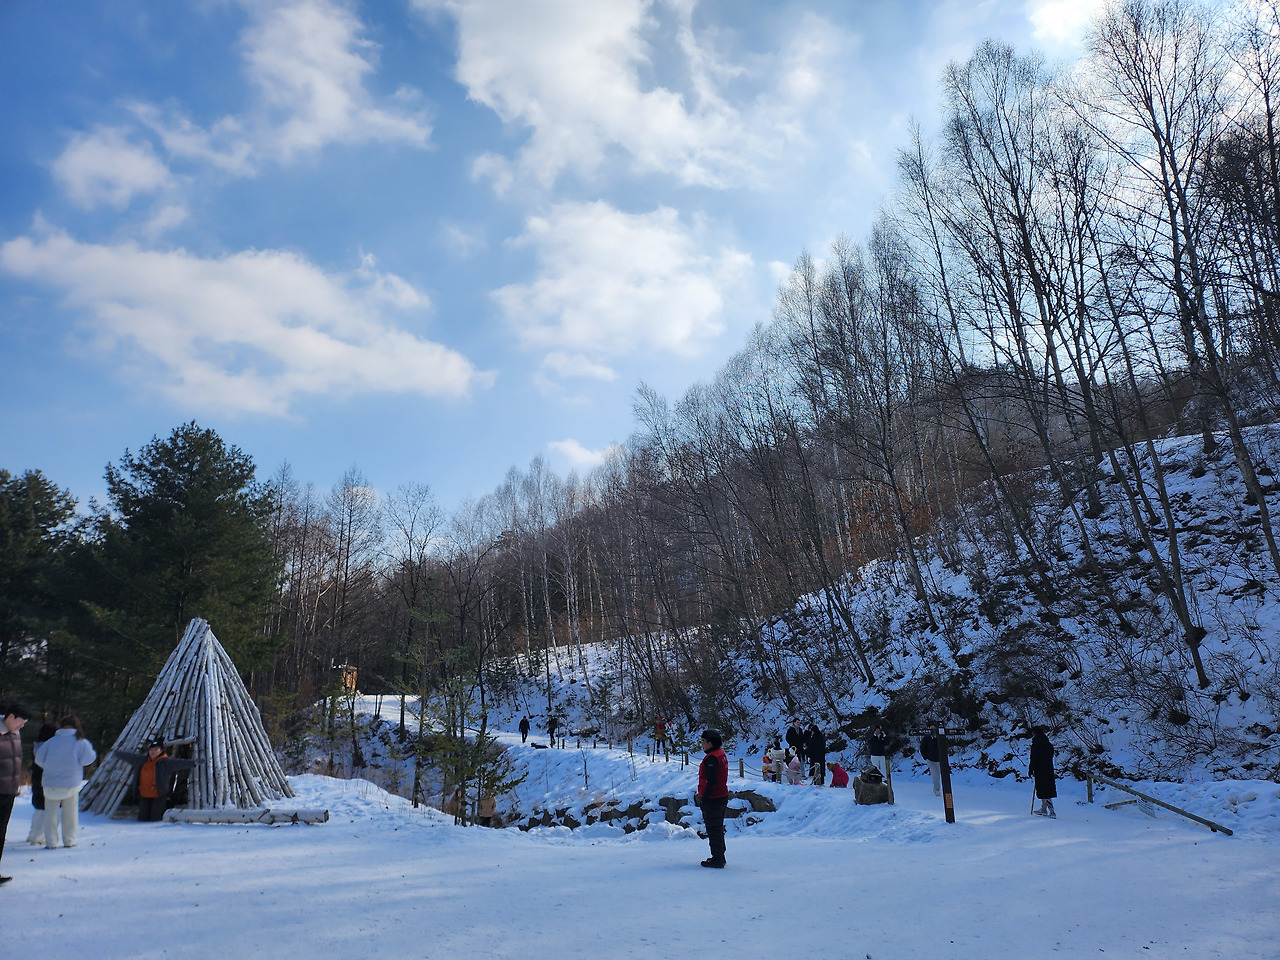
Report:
5,733,1279,960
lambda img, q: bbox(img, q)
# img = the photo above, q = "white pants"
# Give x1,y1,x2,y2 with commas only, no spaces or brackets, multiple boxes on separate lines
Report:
26,807,48,844
43,786,81,848
927,760,941,796
871,754,887,776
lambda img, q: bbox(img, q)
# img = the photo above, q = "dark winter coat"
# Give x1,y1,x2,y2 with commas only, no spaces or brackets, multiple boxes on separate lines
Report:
805,727,826,764
868,730,889,758
697,748,729,801
920,734,940,763
518,717,530,735
1029,732,1057,799
0,728,21,796
113,749,197,800
785,725,805,756
29,757,45,809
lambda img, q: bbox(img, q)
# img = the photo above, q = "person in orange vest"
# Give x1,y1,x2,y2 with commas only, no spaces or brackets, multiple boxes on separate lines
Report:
114,740,196,821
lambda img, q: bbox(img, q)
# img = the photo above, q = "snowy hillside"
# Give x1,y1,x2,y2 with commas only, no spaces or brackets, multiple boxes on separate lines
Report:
489,425,1280,784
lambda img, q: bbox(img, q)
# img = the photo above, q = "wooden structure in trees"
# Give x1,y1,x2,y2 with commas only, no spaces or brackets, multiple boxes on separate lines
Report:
81,618,295,816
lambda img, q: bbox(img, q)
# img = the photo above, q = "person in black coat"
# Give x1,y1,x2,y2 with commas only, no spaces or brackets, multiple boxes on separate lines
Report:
867,725,889,775
518,716,530,744
805,723,826,784
547,715,558,747
920,731,942,797
1029,728,1057,818
786,719,807,765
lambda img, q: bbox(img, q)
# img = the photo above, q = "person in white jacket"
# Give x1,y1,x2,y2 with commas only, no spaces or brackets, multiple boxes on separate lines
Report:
34,716,96,850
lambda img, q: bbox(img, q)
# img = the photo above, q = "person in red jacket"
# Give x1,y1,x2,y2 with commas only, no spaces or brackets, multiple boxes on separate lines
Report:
694,728,729,868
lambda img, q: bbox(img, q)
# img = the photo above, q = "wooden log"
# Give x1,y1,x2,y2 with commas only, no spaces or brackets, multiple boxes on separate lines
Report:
1092,774,1233,836
164,808,329,825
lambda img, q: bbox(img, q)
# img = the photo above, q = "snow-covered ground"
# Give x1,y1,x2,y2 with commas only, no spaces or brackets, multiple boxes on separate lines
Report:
6,732,1278,960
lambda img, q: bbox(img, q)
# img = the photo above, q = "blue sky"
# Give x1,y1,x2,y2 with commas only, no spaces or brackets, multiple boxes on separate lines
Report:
0,0,1101,511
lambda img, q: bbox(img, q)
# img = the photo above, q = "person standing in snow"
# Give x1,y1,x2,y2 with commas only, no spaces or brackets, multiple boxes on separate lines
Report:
920,730,942,797
0,703,31,884
867,725,889,776
34,715,96,849
694,729,729,868
826,761,849,788
112,740,196,821
547,715,558,747
25,722,56,845
654,716,668,758
786,718,807,766
519,716,530,744
1029,728,1057,818
806,723,826,784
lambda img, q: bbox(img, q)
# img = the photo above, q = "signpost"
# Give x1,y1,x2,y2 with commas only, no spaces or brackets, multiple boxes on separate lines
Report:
936,724,956,823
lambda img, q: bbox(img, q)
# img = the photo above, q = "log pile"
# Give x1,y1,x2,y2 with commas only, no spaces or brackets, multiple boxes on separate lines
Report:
81,617,295,817
164,808,328,825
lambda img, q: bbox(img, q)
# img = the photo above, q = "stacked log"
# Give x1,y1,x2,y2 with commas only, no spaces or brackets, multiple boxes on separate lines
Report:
81,618,295,817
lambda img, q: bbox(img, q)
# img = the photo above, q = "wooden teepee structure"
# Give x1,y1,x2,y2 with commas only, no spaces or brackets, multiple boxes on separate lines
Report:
82,617,295,816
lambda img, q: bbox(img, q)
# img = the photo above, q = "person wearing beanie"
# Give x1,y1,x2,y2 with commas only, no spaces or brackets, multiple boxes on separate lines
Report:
694,728,729,868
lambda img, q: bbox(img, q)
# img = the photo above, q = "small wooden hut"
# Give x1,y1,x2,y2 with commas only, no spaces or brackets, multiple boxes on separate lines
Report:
82,617,295,816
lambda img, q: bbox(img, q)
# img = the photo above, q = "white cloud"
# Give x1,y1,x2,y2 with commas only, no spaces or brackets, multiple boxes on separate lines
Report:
143,204,190,238
417,0,808,189
52,127,173,210
242,0,430,160
493,201,750,370
130,103,254,176
441,222,487,257
1025,0,1107,49
542,351,617,381
767,260,792,284
0,225,485,416
548,438,618,470
51,0,428,212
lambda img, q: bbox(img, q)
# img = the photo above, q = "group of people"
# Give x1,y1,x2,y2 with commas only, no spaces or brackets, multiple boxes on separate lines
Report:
517,714,560,748
1,701,201,887
1,705,98,885
761,718,830,785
